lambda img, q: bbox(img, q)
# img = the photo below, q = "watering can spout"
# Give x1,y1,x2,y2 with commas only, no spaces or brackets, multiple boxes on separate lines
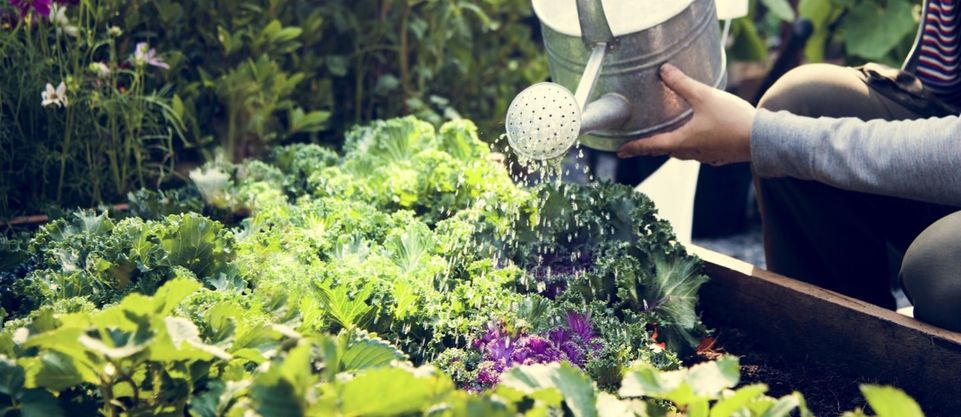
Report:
580,93,632,136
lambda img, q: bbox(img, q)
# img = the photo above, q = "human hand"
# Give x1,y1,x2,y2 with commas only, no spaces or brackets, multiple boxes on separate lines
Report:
617,64,757,166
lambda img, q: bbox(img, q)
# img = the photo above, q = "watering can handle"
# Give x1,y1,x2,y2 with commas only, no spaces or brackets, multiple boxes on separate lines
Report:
576,0,615,45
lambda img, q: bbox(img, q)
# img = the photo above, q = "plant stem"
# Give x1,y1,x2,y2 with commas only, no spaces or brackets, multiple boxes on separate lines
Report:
226,105,238,163
399,3,412,100
56,108,75,203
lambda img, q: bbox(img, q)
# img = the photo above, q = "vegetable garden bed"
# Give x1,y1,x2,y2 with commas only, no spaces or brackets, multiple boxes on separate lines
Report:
0,116,936,416
694,247,961,417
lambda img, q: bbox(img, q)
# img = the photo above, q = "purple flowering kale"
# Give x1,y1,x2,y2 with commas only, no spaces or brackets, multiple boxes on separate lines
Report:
8,0,73,17
470,312,601,388
9,0,51,17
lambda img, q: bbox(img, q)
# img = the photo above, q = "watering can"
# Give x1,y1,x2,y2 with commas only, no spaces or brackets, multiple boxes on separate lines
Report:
506,0,727,160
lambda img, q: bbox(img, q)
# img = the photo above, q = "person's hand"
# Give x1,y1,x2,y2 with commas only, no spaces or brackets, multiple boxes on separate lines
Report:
617,64,757,166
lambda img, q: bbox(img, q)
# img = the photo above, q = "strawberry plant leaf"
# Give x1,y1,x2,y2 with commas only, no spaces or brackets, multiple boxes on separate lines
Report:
339,332,407,372
710,384,769,417
860,385,924,417
18,389,64,417
21,351,87,391
498,362,598,417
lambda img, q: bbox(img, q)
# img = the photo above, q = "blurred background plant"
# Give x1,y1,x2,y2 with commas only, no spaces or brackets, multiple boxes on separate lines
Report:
800,0,922,65
728,0,922,66
116,0,546,163
0,0,184,218
0,0,546,217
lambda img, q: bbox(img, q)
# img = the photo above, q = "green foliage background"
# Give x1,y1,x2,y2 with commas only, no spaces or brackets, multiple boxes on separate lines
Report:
0,0,546,217
730,0,923,66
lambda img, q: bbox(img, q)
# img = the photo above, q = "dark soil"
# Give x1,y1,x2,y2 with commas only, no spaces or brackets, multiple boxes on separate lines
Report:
693,326,879,417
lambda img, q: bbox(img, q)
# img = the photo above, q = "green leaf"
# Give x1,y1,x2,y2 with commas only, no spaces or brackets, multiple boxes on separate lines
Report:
710,384,768,417
160,215,233,282
390,280,418,321
315,284,373,330
860,386,924,417
760,0,796,21
78,333,145,360
689,399,710,417
326,56,349,77
498,363,597,417
729,19,768,62
289,109,331,133
250,342,315,417
155,1,183,22
687,357,740,398
843,0,916,60
760,394,802,417
271,27,303,44
0,357,25,396
337,366,453,416
438,119,486,161
251,375,303,417
152,317,231,362
18,389,64,417
644,257,709,351
171,95,186,119
619,357,740,406
798,0,834,62
277,342,315,395
22,351,87,391
595,392,647,417
339,333,407,372
618,364,683,399
149,277,203,316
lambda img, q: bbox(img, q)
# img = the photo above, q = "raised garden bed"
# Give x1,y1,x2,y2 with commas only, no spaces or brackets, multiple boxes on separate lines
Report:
0,117,938,416
693,246,961,417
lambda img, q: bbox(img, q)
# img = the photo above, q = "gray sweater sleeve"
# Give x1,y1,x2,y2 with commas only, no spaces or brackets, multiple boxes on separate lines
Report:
750,109,961,206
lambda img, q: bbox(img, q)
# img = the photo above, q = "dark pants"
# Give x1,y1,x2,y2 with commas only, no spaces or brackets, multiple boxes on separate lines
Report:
755,64,961,329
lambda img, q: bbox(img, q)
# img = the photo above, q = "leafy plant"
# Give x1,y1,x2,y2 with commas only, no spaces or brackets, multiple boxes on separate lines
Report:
0,278,926,416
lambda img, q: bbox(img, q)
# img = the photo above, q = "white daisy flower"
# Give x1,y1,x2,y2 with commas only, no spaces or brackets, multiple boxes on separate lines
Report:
41,81,68,108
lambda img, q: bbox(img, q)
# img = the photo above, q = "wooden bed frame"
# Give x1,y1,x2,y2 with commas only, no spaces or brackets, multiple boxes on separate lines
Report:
693,246,961,416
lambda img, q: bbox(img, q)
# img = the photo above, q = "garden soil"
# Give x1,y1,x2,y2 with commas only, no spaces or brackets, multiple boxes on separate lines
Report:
693,325,877,417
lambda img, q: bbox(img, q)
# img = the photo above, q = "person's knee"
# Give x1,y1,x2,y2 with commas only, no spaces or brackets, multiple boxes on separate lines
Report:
757,63,860,117
900,211,961,331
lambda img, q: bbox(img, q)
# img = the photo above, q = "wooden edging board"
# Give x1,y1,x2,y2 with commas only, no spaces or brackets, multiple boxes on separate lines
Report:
690,245,961,416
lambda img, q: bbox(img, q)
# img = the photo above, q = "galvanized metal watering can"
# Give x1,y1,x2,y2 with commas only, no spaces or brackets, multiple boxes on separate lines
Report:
506,0,726,160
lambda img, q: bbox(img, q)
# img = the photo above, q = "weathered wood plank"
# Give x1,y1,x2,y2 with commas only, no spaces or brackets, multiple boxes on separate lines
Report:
692,246,961,416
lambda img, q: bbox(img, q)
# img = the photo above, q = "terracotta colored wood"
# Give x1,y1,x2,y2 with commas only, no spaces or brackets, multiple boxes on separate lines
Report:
0,204,129,227
692,246,961,416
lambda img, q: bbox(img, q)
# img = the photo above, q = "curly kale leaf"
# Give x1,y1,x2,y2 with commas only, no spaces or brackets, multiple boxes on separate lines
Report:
127,187,205,220
159,213,236,282
271,143,339,195
16,212,237,314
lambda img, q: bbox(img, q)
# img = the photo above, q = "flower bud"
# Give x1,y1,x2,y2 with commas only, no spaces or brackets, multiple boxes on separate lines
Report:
89,62,112,78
